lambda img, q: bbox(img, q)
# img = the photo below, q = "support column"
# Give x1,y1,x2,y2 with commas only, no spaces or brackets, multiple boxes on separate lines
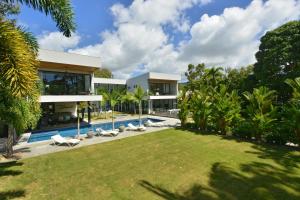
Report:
148,99,152,114
88,101,91,124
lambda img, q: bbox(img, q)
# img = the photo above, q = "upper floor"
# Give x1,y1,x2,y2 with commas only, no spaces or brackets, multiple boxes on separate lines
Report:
126,72,180,96
38,49,102,103
37,50,181,102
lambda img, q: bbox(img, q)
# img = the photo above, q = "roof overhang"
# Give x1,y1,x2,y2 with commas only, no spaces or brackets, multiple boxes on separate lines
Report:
38,49,101,71
40,95,102,103
148,72,181,81
93,78,126,85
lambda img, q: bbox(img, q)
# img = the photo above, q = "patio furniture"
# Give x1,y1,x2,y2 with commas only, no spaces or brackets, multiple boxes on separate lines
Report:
95,128,119,136
51,134,80,147
86,130,94,138
145,120,164,127
127,123,146,131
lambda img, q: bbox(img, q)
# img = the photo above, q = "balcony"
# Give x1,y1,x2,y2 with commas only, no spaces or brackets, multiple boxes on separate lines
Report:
149,82,177,96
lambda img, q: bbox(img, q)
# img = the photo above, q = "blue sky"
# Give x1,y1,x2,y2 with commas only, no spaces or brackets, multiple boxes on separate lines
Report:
16,0,300,78
19,0,251,47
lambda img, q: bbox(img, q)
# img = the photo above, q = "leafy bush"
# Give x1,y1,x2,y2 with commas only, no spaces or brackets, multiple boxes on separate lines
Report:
243,86,277,141
212,85,242,135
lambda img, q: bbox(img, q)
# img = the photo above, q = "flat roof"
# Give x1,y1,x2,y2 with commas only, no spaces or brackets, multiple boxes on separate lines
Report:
93,78,126,85
38,49,101,68
128,72,181,81
148,72,181,81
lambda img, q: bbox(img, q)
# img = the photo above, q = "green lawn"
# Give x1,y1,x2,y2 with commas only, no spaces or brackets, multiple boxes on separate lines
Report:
1,129,300,200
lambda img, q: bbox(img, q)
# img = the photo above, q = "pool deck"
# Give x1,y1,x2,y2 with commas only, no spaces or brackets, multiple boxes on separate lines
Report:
14,116,180,159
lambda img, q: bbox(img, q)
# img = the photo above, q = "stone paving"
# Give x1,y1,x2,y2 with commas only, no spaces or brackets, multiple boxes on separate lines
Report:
14,116,180,159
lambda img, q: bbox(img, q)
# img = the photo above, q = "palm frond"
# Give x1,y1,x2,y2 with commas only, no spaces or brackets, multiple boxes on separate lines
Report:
0,19,39,97
4,0,75,36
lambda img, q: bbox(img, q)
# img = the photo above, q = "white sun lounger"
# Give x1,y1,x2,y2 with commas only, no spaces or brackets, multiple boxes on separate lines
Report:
146,120,164,127
51,134,80,147
127,123,146,131
96,128,119,136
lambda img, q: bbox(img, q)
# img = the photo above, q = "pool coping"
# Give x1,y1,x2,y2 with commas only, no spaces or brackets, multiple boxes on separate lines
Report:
16,115,177,147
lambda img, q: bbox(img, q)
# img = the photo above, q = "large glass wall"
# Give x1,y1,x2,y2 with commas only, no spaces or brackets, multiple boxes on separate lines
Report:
94,83,126,94
39,71,91,95
149,82,176,95
152,99,177,111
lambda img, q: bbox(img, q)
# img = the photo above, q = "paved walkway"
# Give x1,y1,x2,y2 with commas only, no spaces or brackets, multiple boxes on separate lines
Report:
14,116,180,159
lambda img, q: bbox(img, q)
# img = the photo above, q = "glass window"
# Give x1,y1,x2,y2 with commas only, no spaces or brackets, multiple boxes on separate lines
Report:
40,70,91,95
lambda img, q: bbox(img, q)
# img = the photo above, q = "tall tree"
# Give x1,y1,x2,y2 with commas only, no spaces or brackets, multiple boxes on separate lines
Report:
253,21,300,103
103,90,121,130
130,86,148,127
0,0,75,157
94,68,113,78
225,65,254,93
185,63,206,91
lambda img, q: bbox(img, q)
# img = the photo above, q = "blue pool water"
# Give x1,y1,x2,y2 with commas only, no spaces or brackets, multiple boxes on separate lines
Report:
28,118,163,143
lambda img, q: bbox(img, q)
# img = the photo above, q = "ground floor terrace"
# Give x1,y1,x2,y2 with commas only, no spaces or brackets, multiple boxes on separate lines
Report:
1,127,299,200
38,97,178,129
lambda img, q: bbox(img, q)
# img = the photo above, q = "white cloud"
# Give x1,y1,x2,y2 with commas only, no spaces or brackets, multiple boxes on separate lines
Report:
111,0,211,32
70,0,300,78
179,0,300,67
69,23,167,73
38,31,81,51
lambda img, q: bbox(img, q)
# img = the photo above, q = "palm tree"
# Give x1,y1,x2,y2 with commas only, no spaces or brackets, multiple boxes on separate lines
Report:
3,0,75,36
130,86,148,127
205,67,223,88
76,102,87,138
103,90,121,130
0,0,75,157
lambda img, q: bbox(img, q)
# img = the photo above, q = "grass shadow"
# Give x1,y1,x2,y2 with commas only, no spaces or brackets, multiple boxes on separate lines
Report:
139,180,217,200
177,126,300,170
0,161,23,177
245,144,300,170
139,161,300,200
0,190,25,200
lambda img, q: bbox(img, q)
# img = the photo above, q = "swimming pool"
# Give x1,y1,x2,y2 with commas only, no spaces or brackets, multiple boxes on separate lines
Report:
28,118,163,143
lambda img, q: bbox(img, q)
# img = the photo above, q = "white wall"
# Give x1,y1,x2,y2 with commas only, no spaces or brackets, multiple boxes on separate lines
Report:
55,102,77,116
126,73,149,93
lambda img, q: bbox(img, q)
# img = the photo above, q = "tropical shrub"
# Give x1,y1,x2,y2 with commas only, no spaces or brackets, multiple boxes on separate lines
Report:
284,77,300,143
177,88,190,127
243,86,277,141
213,85,242,135
190,90,212,131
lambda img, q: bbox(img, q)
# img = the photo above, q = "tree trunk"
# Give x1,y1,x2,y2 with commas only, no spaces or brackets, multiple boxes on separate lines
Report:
6,124,14,158
139,101,142,127
112,108,115,130
77,109,80,138
81,108,85,120
134,103,136,115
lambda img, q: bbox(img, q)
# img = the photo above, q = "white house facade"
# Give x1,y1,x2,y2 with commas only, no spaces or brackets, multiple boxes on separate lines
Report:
37,49,180,128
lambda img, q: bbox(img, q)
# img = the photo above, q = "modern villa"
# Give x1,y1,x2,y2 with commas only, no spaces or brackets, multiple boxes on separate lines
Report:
37,49,180,128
